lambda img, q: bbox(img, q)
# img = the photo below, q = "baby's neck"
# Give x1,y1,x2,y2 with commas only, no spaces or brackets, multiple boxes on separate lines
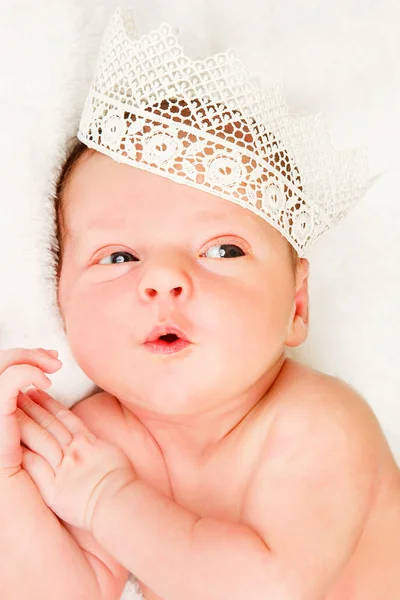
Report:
127,353,288,468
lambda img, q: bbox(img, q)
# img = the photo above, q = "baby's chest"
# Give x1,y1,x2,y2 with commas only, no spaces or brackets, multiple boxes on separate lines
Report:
111,423,261,600
88,405,253,520
121,424,265,526
165,460,253,523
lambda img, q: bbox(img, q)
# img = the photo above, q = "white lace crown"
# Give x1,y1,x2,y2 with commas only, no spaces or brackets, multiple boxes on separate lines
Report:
77,6,373,257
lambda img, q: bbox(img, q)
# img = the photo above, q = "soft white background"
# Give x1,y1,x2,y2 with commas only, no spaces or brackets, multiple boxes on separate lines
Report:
0,0,399,469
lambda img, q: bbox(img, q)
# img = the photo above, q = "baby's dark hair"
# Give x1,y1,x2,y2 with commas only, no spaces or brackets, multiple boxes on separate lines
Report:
54,99,300,282
54,137,92,282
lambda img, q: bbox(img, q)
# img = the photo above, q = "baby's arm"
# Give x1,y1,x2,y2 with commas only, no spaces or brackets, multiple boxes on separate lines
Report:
0,347,127,599
241,377,382,598
0,468,121,599
88,380,380,600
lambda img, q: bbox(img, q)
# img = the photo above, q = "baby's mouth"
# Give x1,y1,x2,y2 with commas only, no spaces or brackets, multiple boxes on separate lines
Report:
158,333,179,343
143,326,191,355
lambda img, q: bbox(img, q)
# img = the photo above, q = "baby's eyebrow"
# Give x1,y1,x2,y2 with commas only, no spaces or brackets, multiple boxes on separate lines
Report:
71,226,123,250
71,217,126,237
188,209,254,230
192,210,227,224
194,210,266,238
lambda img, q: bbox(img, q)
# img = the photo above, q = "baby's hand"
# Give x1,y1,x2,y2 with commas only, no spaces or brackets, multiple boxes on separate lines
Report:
19,387,137,531
0,347,61,478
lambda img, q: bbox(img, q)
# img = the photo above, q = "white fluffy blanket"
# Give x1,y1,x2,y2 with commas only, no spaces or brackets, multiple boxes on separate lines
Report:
0,1,399,597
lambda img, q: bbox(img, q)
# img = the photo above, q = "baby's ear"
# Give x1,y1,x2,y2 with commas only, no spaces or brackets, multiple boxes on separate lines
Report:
285,258,309,347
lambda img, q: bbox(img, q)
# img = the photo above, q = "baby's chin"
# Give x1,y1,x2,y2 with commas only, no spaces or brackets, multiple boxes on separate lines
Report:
109,368,238,418
121,380,220,417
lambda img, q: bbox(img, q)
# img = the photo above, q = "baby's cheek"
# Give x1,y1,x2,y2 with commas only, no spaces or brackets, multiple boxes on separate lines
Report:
234,290,290,352
62,291,106,367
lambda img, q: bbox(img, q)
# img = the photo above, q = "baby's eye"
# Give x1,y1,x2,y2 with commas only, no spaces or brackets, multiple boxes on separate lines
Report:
202,244,245,259
98,251,139,265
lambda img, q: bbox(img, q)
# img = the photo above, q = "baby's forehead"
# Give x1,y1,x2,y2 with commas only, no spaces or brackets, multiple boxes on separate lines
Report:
68,151,255,222
65,150,286,256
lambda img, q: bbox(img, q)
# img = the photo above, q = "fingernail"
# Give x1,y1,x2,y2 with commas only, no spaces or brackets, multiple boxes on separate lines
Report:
46,350,59,357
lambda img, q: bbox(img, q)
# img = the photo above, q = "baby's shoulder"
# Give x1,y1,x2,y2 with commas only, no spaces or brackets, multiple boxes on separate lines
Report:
256,358,391,475
71,392,172,493
71,390,124,432
268,359,385,451
70,390,145,451
241,361,398,595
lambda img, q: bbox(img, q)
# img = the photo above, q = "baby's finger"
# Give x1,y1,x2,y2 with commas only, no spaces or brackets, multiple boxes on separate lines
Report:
26,389,92,438
21,446,55,502
16,407,63,471
0,348,61,474
0,365,52,416
0,347,59,373
0,412,22,472
17,392,73,447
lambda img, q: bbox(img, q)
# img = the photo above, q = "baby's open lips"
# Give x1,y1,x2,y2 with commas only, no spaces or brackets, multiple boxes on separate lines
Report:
144,325,190,344
158,333,179,343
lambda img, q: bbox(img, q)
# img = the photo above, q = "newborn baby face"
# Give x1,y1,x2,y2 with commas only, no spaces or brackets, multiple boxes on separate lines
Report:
58,151,307,415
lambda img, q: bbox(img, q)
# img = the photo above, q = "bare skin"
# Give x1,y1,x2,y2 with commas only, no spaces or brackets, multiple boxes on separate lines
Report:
71,357,400,600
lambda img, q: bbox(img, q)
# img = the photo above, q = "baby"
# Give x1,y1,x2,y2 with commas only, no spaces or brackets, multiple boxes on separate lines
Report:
1,8,400,600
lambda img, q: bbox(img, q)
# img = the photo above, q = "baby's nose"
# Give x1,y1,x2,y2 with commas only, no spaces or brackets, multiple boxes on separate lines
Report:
143,284,183,299
138,262,191,302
